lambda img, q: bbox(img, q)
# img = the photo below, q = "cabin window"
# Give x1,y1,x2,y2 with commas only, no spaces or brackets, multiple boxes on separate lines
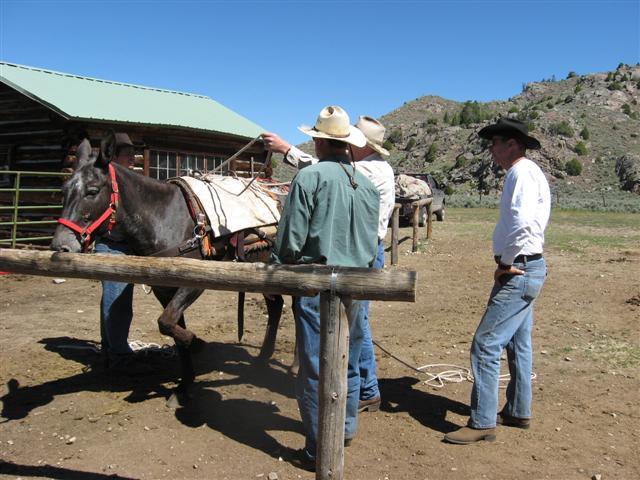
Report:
178,154,225,176
205,156,223,172
149,150,177,180
150,150,225,180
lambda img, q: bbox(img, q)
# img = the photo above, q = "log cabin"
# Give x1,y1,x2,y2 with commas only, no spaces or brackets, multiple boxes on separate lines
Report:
0,62,271,246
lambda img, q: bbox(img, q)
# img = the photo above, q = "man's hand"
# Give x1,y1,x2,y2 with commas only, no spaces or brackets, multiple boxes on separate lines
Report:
494,265,525,283
262,132,291,155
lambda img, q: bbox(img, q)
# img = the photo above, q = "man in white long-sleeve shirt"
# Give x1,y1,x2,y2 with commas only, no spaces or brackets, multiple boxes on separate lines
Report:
262,116,395,413
445,118,550,445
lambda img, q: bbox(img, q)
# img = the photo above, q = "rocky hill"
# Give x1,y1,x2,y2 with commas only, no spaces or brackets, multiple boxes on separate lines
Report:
274,63,640,207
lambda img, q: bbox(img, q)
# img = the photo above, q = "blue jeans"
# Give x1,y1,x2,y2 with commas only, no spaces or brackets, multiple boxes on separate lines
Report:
359,239,384,400
293,294,366,458
470,256,547,428
95,239,134,357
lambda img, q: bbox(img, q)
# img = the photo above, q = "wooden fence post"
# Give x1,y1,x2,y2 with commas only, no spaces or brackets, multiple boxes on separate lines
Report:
412,204,420,252
0,249,418,479
391,204,400,266
317,290,349,479
410,198,432,251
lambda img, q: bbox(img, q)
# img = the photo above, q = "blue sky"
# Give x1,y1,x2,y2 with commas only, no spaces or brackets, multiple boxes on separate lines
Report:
1,0,638,144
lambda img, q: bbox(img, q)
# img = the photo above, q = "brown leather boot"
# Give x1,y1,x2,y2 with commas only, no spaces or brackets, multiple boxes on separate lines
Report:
358,396,381,413
497,411,531,429
443,426,497,444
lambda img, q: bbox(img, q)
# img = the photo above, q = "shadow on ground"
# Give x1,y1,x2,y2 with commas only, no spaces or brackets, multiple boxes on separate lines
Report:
379,376,469,433
0,461,137,479
1,336,295,421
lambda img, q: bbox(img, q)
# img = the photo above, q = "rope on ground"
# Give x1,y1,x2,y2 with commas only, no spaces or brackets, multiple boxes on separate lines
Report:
128,340,176,358
373,339,535,389
53,340,175,360
417,363,472,388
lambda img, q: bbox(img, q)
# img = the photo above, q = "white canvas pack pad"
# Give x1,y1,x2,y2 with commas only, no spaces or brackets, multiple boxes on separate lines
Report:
395,174,432,199
177,174,281,238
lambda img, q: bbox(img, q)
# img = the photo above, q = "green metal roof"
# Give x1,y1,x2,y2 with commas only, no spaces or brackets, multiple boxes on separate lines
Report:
0,62,264,139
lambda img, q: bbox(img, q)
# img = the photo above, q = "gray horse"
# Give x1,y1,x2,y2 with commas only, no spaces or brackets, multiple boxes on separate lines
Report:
51,132,284,404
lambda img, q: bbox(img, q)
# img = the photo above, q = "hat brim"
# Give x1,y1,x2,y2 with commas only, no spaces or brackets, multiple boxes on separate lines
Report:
114,133,135,148
367,139,390,156
478,124,541,150
298,124,367,148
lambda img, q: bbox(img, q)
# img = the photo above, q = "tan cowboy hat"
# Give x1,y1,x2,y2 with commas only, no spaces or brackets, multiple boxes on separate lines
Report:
298,105,366,147
355,116,390,156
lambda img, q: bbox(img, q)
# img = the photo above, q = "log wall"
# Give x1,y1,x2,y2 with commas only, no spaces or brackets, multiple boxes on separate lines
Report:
0,82,270,246
0,83,68,175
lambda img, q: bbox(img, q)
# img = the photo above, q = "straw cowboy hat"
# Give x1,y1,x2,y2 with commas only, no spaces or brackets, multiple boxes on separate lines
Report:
478,118,541,150
299,106,366,147
355,116,390,156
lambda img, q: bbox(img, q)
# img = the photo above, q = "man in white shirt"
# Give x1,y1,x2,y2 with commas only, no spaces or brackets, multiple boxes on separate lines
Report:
445,118,550,444
262,116,395,413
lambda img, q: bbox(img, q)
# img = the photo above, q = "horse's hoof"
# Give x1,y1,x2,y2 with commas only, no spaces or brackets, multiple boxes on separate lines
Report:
252,354,269,366
166,391,190,409
257,346,275,361
190,337,206,354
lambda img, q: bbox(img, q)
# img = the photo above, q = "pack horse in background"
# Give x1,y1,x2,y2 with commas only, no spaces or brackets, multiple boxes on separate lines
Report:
51,132,285,405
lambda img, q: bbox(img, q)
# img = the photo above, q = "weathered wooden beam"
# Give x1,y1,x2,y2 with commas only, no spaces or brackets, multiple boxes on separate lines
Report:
0,118,51,126
16,145,64,151
412,204,421,252
411,198,432,252
0,249,416,302
317,291,348,479
230,158,266,170
0,129,64,137
391,204,400,266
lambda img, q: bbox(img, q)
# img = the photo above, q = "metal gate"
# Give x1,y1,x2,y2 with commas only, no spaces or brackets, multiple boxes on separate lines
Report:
0,170,69,248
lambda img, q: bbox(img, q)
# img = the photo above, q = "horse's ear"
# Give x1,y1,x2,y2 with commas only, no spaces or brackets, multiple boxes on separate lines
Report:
76,138,93,166
97,131,116,168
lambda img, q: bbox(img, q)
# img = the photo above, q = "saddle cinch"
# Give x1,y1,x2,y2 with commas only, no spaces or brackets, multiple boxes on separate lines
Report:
155,174,287,262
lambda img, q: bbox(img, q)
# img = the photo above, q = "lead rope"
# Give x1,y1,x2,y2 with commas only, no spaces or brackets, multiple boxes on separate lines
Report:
372,339,536,389
211,135,263,174
236,151,273,196
207,135,273,197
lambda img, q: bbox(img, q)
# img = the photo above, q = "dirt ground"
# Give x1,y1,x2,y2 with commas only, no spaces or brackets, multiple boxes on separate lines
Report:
1,211,639,480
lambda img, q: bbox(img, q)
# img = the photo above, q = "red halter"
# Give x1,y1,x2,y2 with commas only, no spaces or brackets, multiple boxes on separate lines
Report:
58,163,120,252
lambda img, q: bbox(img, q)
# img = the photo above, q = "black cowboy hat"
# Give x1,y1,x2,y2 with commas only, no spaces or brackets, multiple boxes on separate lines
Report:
478,118,541,150
115,133,135,148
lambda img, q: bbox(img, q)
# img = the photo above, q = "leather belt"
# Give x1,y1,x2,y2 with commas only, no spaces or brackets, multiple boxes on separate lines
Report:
494,253,543,265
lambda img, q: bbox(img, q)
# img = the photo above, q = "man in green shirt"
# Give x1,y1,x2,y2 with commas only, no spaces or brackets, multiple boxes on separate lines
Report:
272,105,379,471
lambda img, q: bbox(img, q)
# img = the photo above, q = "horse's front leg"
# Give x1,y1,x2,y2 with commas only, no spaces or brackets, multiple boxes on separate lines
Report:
154,287,204,407
156,287,204,349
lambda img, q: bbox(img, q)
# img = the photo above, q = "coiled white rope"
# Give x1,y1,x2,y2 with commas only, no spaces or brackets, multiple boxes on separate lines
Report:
128,340,176,358
374,340,536,389
417,363,472,388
